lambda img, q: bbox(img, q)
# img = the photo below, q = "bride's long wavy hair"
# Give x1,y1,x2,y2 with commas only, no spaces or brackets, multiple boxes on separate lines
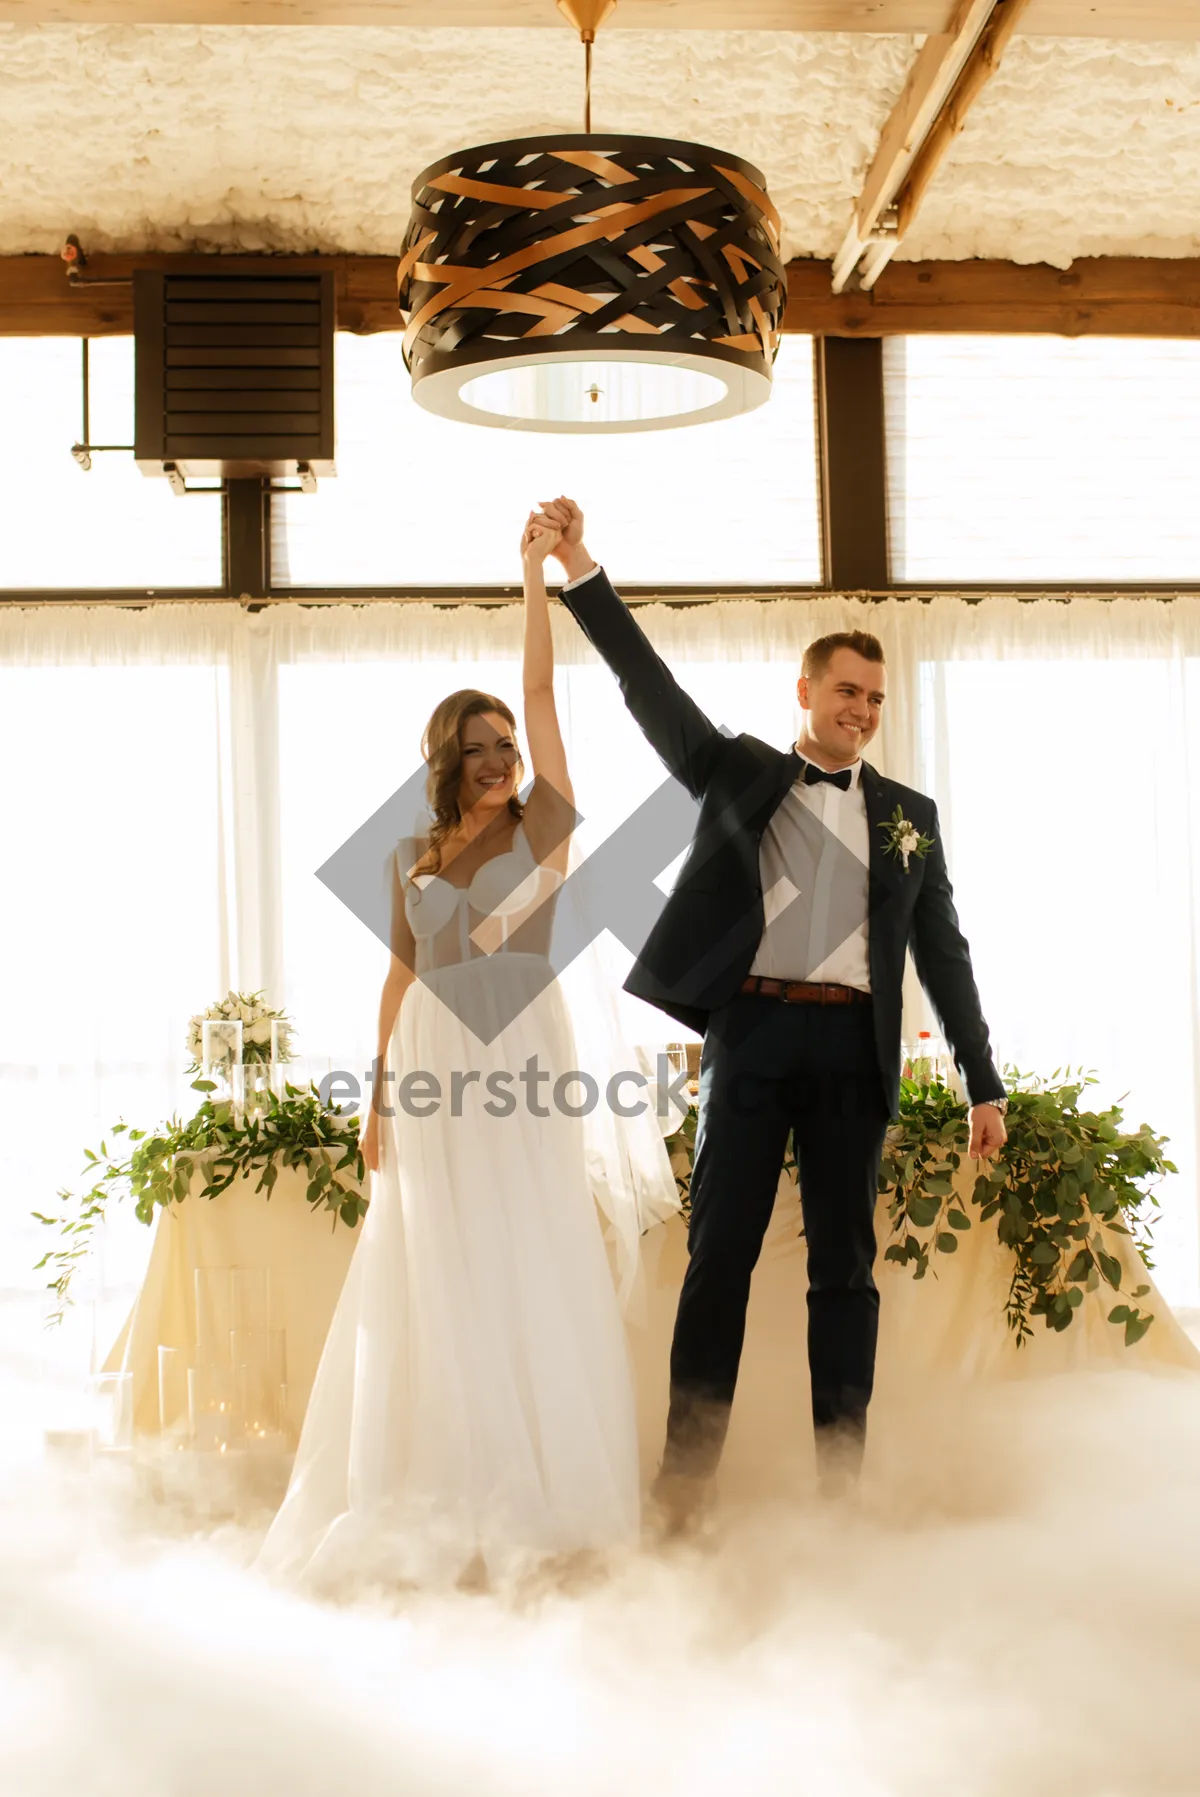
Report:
414,689,525,876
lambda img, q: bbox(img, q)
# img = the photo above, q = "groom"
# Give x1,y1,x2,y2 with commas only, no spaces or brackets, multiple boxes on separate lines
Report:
535,496,1008,1516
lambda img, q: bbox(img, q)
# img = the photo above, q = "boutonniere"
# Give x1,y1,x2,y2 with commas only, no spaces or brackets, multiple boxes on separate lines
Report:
879,804,935,871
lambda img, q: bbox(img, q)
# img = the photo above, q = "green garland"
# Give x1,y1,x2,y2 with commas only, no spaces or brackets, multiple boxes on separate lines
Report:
35,1080,366,1325
40,1064,1174,1350
665,1068,1173,1347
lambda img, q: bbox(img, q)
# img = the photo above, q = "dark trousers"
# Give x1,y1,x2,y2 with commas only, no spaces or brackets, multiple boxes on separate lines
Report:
662,992,891,1481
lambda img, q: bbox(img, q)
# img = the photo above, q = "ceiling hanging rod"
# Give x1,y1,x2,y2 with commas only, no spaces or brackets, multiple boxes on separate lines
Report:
556,0,618,133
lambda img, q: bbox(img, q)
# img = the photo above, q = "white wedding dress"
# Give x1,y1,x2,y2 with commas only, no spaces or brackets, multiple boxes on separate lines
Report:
258,822,660,1589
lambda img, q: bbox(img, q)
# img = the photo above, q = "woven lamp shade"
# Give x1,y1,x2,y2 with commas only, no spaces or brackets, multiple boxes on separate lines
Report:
397,134,788,433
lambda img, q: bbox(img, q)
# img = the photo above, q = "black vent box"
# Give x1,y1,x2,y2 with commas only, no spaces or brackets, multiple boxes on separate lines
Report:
134,269,335,479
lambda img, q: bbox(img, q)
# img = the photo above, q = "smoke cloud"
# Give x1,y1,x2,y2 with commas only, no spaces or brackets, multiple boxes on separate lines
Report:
3,1322,1200,1797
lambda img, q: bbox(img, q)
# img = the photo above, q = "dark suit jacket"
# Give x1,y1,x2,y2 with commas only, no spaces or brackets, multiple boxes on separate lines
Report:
559,568,1005,1118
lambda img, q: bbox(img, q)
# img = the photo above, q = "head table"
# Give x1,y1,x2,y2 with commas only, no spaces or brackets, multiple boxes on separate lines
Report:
102,1139,1199,1489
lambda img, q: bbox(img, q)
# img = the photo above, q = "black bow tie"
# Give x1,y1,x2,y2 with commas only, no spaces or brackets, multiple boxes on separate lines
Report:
801,761,853,792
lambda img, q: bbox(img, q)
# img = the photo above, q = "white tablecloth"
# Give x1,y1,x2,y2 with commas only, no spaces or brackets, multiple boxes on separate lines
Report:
103,1158,361,1441
104,1150,1199,1482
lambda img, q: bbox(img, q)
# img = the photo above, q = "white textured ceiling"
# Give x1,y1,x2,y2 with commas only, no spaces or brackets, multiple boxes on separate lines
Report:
0,23,1197,268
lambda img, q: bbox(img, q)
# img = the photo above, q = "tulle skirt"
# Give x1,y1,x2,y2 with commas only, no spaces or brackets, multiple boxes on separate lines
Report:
257,955,641,1590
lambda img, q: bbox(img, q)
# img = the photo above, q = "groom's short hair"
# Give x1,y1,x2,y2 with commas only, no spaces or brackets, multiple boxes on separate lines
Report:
801,630,885,682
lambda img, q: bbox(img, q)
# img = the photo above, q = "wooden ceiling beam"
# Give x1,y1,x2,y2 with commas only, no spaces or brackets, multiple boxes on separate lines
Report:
0,2,1192,37
831,0,998,293
785,257,1200,336
0,252,400,336
3,252,1198,339
833,0,1033,294
891,0,1034,240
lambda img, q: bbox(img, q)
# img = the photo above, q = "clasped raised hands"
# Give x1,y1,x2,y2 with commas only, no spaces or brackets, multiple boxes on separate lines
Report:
535,497,585,552
521,510,562,566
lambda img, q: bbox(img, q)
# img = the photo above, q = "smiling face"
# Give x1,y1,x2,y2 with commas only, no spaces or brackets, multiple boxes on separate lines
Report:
796,647,886,768
457,709,520,815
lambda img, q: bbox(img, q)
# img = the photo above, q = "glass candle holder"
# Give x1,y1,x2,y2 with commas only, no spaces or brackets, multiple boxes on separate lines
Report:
230,1267,272,1333
187,1363,241,1453
232,1328,288,1440
157,1344,190,1441
88,1370,134,1453
269,1017,291,1102
194,1267,234,1369
201,1017,244,1092
242,1060,273,1116
194,1266,273,1362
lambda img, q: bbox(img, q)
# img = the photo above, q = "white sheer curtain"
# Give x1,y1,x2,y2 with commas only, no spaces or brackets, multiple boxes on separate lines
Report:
5,590,1200,1311
895,596,1200,1309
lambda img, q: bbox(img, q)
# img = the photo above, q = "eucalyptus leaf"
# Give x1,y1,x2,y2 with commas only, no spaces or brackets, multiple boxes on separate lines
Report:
1097,1251,1123,1291
36,1081,366,1320
907,1196,942,1229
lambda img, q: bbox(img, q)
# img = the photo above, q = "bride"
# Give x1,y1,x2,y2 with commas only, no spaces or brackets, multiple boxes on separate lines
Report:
258,511,673,1589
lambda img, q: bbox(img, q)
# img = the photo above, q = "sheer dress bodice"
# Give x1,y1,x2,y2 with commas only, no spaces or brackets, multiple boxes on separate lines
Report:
401,822,564,974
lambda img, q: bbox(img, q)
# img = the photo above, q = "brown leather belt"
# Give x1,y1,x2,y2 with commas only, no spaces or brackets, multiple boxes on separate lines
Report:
740,975,871,1006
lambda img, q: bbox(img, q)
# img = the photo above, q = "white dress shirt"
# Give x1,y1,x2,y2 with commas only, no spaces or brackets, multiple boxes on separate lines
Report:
748,754,871,991
559,565,872,991
559,563,602,592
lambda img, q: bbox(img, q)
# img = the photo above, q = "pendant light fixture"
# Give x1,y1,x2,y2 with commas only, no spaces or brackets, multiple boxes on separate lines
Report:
396,0,788,434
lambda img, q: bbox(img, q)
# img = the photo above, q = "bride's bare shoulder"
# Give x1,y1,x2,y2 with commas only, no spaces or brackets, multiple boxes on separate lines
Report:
399,834,436,882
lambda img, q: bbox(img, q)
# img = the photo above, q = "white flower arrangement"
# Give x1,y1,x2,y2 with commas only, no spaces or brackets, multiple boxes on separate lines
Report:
185,989,296,1072
879,804,936,872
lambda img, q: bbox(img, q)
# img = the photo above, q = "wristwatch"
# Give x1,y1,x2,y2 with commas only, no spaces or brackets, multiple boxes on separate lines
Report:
974,1096,1008,1115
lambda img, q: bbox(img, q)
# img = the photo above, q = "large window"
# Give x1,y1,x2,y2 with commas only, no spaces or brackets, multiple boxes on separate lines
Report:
271,333,822,590
915,651,1200,1302
7,330,1200,595
885,336,1200,583
0,661,227,1293
0,339,222,591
